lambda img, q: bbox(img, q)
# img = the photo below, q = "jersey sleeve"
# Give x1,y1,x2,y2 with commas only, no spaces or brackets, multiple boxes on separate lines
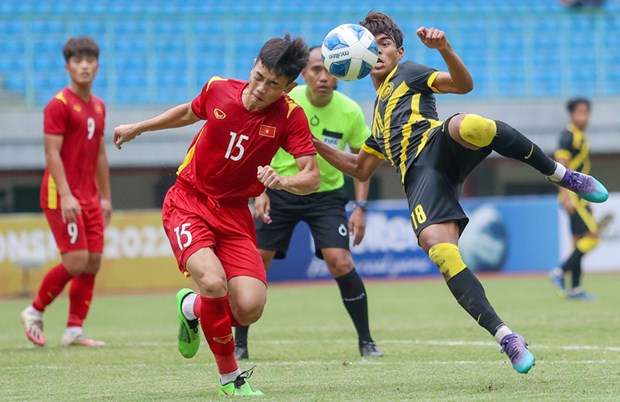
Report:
403,62,440,94
347,103,371,150
554,130,574,161
192,76,227,120
191,82,210,120
361,135,385,160
280,107,316,158
43,98,68,135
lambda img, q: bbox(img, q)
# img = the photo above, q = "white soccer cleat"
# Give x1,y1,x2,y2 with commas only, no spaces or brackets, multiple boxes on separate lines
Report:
61,332,106,347
20,307,46,347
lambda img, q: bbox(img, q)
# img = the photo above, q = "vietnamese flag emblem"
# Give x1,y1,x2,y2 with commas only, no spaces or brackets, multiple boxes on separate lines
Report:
259,124,276,138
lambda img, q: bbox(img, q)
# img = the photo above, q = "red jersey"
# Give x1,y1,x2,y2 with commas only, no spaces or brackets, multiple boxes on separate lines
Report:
40,88,106,209
176,77,316,200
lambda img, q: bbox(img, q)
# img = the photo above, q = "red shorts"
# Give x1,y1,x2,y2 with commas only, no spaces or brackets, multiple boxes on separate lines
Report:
44,201,104,253
161,184,266,285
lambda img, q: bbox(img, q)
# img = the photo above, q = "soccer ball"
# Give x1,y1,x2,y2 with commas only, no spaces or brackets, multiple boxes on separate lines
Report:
321,23,379,81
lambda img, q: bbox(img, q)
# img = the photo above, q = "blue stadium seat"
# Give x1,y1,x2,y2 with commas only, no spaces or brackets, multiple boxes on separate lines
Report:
2,2,620,105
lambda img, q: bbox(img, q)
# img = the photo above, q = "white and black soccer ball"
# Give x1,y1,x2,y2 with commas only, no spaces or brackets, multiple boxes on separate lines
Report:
321,23,379,81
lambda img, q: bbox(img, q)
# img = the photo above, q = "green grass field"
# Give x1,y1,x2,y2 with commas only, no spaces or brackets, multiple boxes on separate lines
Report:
1,273,619,401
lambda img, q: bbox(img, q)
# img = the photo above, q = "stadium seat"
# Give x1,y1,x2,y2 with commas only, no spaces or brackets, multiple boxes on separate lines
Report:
2,2,619,105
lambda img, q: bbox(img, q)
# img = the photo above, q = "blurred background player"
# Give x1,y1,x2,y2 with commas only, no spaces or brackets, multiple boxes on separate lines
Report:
549,98,600,300
20,37,112,347
234,46,382,361
112,35,319,396
312,11,609,375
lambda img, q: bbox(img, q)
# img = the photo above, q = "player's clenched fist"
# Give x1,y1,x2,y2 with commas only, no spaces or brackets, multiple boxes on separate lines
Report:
416,27,448,50
113,124,141,149
257,166,286,190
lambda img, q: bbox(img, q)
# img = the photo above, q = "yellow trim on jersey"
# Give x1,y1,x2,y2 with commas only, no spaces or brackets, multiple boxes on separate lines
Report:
361,143,385,159
566,124,590,173
427,71,442,94
381,81,409,164
372,67,400,151
54,91,67,105
176,127,205,175
397,91,442,179
284,96,298,119
371,100,383,142
398,93,422,176
206,76,227,92
416,121,442,158
47,175,58,209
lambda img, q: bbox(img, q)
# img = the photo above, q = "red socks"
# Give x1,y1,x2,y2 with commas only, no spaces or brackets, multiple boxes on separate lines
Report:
194,295,238,374
32,263,73,312
67,273,96,327
193,295,241,327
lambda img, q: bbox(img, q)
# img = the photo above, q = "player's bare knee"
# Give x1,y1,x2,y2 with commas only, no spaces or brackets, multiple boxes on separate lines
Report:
453,113,497,149
61,250,89,275
85,253,102,274
233,303,264,326
326,254,354,278
192,272,227,296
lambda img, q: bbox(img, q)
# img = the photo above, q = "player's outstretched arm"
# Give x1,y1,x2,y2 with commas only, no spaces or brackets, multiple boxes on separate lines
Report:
113,102,200,149
416,27,473,94
312,137,382,181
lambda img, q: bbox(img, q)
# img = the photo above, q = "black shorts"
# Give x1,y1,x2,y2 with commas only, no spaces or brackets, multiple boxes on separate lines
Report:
255,187,350,260
404,115,492,238
568,194,597,236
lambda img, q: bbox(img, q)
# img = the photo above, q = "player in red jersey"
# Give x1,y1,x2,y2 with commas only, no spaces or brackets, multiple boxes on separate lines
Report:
20,37,112,348
113,34,319,396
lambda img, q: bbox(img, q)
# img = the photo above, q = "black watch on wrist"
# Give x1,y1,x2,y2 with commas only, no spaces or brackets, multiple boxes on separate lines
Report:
354,201,368,212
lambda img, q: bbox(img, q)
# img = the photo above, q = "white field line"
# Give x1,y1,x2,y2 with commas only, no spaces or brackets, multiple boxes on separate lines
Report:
12,338,620,352
4,360,617,371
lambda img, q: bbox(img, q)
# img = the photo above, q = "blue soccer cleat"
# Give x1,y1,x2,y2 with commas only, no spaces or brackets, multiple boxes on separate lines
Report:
551,169,608,203
566,289,599,301
500,333,535,374
549,268,565,297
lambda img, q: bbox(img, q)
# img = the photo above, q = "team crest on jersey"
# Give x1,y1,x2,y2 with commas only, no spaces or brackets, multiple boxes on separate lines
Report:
73,104,82,112
259,124,276,138
214,108,226,119
379,82,394,102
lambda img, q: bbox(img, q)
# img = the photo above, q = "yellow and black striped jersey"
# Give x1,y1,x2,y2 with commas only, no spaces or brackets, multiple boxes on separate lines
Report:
554,124,590,174
362,61,443,182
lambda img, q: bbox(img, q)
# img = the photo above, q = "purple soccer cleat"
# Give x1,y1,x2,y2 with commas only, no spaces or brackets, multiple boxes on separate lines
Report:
500,333,535,374
551,169,608,203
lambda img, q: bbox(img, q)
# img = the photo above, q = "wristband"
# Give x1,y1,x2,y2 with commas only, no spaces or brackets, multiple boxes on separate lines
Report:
354,201,368,212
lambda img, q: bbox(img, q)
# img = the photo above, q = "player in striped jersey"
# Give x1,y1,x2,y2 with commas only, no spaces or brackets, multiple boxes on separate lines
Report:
549,98,600,300
312,12,609,375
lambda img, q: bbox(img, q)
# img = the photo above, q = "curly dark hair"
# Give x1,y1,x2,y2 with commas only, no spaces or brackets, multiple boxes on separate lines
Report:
360,11,404,49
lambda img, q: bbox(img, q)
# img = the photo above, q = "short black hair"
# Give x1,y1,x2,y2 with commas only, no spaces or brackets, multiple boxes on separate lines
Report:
566,97,591,113
257,34,309,84
361,11,404,49
63,37,99,63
